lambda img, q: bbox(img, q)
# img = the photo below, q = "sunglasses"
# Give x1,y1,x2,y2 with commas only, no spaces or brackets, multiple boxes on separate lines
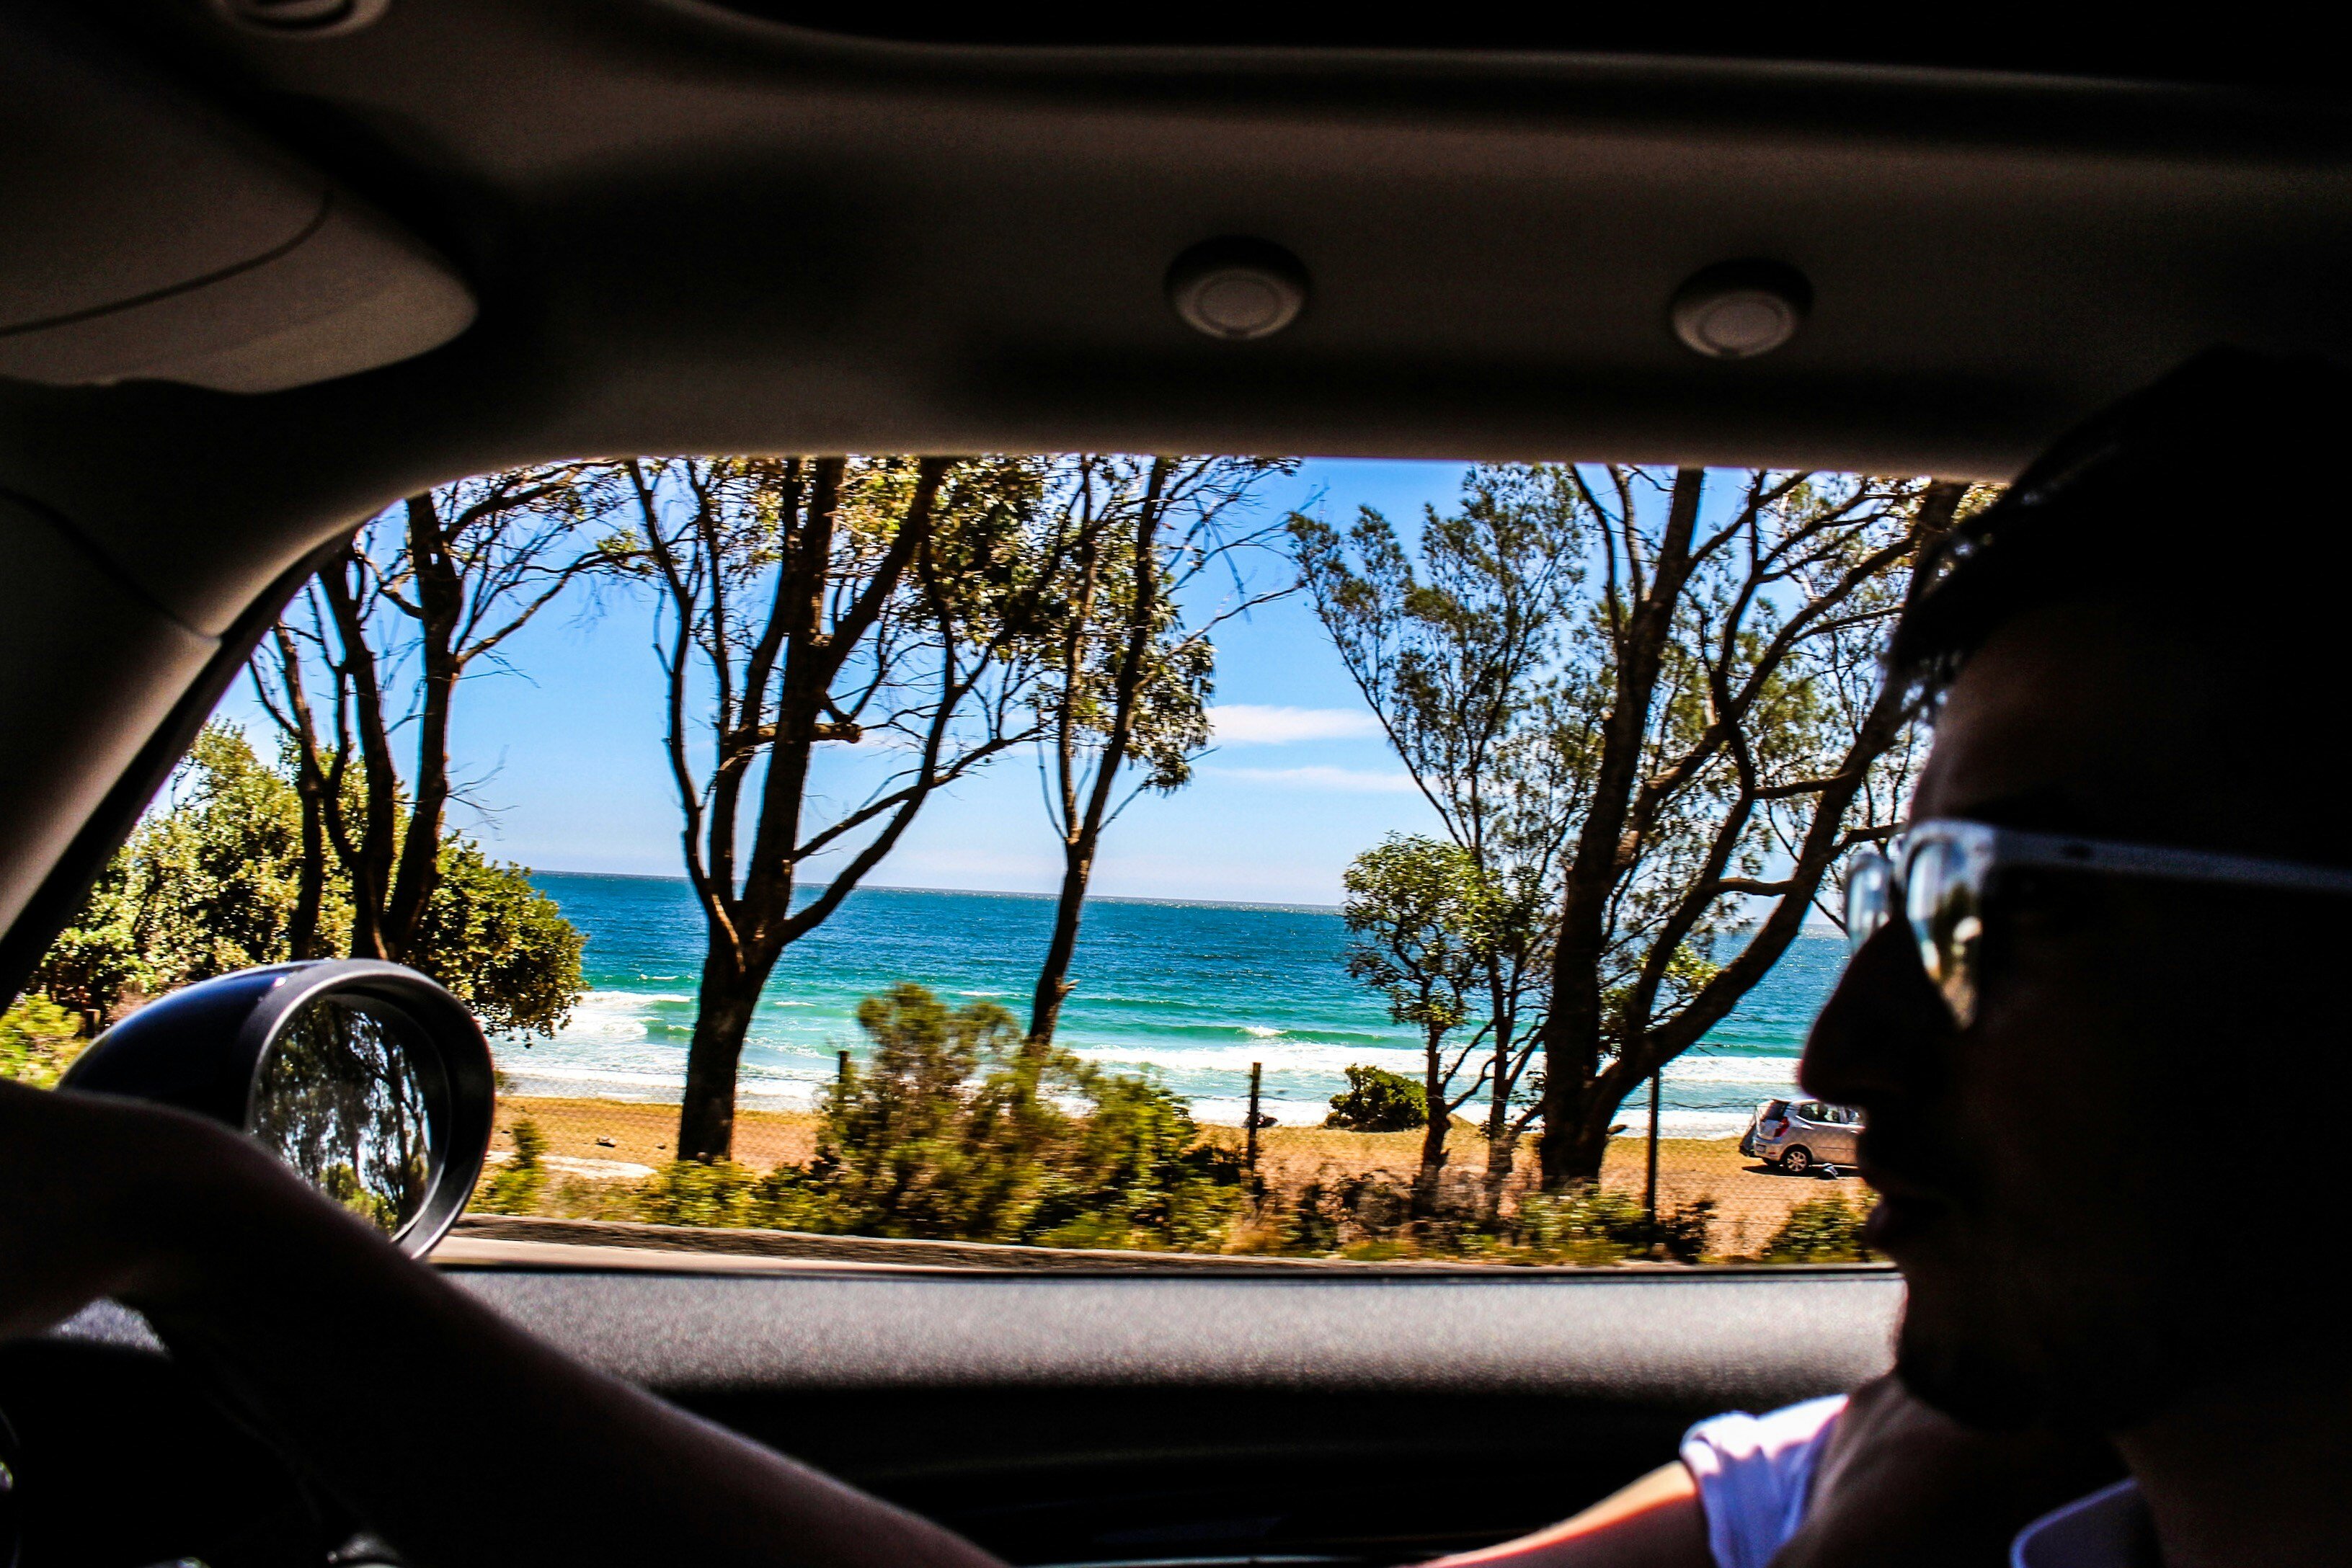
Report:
1844,819,2352,1029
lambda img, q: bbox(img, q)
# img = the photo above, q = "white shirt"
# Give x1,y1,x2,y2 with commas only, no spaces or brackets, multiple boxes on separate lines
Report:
2011,1480,2159,1568
1683,1396,2158,1568
1679,1394,1848,1568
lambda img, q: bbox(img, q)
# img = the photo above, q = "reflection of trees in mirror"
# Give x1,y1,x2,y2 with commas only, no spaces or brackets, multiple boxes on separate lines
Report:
252,999,435,1234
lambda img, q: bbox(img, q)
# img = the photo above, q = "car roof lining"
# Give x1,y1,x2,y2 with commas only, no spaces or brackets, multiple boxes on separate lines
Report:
17,3,2352,585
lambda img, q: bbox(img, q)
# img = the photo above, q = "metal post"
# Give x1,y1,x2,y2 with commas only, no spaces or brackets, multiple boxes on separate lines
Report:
1246,1061,1264,1176
1644,1069,1662,1228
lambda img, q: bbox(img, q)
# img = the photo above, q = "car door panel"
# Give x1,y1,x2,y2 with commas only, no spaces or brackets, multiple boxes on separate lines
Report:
32,1268,1898,1565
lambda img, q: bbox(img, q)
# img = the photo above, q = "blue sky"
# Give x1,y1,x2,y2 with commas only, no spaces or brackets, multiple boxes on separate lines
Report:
210,459,1482,907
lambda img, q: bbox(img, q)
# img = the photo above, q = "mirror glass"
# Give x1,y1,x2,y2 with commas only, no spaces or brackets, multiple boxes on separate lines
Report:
251,997,438,1235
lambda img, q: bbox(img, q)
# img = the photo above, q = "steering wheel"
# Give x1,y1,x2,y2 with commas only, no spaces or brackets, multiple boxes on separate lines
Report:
2,962,499,1567
0,1327,356,1568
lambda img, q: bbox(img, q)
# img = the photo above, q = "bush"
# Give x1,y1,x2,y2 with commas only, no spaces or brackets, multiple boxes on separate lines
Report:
1283,1180,1342,1254
608,984,1246,1252
28,723,585,1038
1323,1064,1427,1131
0,994,84,1087
1506,1186,1716,1265
637,1157,761,1228
1759,1194,1874,1263
478,1117,551,1215
411,838,587,1038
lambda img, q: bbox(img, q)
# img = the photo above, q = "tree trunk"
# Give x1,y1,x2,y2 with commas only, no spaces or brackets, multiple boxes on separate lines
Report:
267,623,332,961
381,493,461,959
319,548,400,961
677,939,770,1164
1479,974,1522,1216
1538,469,1705,1188
1024,458,1168,1046
290,770,327,961
1481,1131,1517,1220
1546,1093,1625,1187
1414,1028,1450,1217
1029,842,1091,1046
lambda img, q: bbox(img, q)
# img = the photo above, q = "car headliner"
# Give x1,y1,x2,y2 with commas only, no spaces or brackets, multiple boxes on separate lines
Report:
4,0,2349,984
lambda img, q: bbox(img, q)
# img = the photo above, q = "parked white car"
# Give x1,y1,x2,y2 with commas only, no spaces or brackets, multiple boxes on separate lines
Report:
1739,1097,1861,1175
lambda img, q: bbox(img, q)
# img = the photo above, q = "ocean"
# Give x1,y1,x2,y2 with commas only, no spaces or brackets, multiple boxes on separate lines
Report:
505,873,1845,1139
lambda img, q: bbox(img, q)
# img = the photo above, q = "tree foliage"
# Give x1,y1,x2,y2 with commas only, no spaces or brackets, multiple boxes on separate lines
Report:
1301,463,1976,1185
27,724,584,1037
1339,834,1500,1206
1323,1064,1427,1132
0,994,83,1086
632,984,1245,1251
253,466,621,963
611,455,1088,1160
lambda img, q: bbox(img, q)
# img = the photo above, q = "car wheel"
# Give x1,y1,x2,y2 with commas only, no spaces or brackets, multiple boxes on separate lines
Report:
1781,1146,1814,1176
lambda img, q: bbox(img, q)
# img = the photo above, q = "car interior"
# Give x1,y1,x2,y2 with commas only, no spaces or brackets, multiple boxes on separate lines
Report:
4,3,2343,1564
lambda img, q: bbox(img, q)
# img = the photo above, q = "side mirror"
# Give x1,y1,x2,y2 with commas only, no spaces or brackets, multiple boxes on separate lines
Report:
58,961,494,1257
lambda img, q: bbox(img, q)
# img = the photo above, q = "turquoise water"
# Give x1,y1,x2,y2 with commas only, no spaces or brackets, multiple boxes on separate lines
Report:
507,873,1841,1138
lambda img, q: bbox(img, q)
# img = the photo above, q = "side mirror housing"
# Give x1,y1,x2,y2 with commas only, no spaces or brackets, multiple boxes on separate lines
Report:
59,961,494,1256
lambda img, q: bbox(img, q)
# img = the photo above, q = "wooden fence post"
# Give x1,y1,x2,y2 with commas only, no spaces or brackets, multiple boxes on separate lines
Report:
1246,1061,1264,1177
1644,1069,1663,1231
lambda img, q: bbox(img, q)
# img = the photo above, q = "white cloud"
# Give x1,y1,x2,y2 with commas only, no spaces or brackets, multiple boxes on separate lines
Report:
1207,704,1382,745
1199,765,1422,795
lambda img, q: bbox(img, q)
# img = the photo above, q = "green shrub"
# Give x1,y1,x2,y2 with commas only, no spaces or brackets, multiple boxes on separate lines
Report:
1323,1064,1427,1131
1283,1180,1342,1254
1654,1197,1716,1265
1506,1186,1716,1265
636,1158,760,1228
478,1117,551,1215
27,724,585,1038
0,993,84,1087
571,984,1251,1251
1759,1194,1874,1263
776,982,1242,1250
1513,1185,1656,1264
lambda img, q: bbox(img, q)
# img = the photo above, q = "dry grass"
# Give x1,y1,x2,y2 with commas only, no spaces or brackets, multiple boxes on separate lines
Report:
494,1096,819,1170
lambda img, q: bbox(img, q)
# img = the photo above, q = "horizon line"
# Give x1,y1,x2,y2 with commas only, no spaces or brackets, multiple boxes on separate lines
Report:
528,867,1346,915
526,868,1844,930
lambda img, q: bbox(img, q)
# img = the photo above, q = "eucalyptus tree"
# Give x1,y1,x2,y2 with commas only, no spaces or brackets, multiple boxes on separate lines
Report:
249,465,621,962
1536,467,1967,1185
1293,466,1590,1203
1024,454,1295,1047
619,456,1066,1162
1301,463,1970,1189
1339,834,1493,1216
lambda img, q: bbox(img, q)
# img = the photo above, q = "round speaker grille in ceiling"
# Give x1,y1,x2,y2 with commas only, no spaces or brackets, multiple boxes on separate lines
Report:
1670,260,1812,360
1168,238,1309,342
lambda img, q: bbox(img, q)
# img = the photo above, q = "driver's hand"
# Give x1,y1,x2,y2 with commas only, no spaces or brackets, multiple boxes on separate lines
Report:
0,1078,284,1340
1767,1374,2123,1568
